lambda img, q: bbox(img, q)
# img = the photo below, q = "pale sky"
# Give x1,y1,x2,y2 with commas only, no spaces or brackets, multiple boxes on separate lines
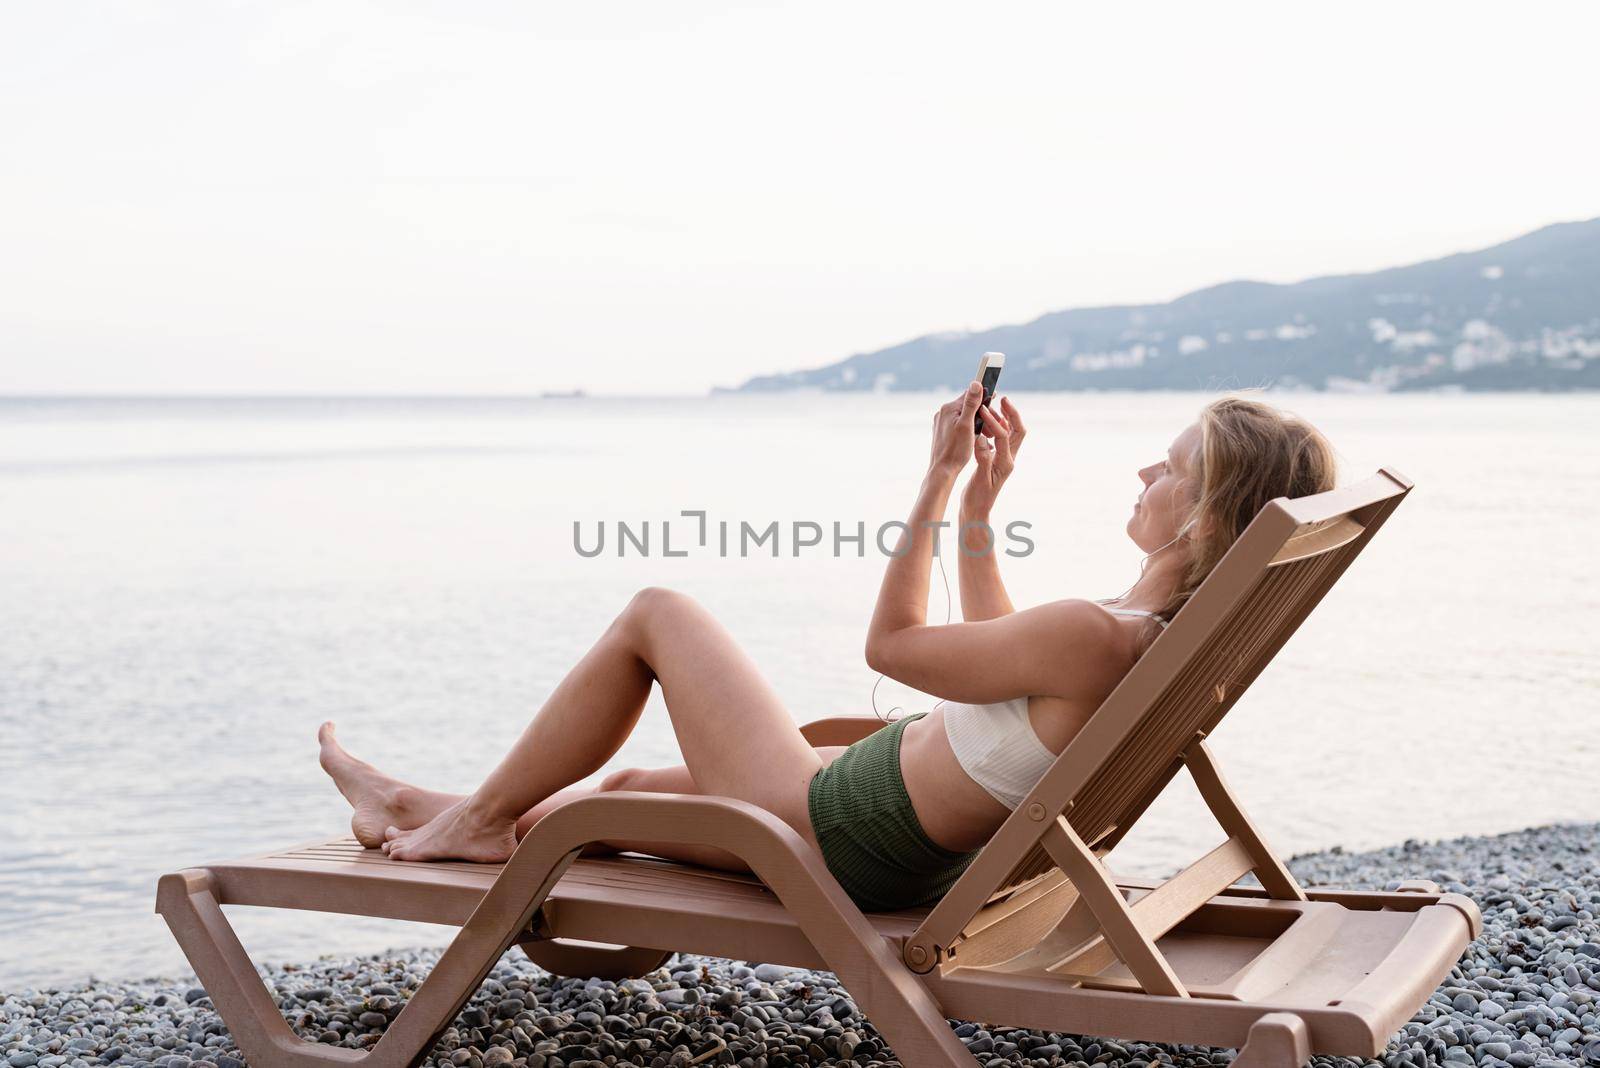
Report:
3,1,1597,395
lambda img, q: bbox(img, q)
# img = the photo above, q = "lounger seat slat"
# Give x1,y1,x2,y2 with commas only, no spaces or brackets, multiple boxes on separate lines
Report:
213,840,929,932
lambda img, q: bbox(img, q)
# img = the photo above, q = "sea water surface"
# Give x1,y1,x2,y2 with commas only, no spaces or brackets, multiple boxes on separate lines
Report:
1,391,1596,987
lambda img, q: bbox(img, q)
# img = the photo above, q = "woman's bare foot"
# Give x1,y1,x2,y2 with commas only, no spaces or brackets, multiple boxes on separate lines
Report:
382,798,519,863
317,721,444,848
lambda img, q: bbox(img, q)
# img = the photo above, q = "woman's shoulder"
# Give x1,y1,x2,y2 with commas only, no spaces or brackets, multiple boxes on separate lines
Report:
1037,598,1142,636
1023,599,1144,698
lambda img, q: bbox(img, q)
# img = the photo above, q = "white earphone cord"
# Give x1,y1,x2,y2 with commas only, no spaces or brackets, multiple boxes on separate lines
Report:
1101,519,1193,604
870,549,950,723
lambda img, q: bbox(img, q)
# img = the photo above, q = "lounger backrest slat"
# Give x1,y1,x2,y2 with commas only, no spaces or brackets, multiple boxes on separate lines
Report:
1089,512,1378,858
982,551,1343,900
1069,537,1355,848
908,470,1411,960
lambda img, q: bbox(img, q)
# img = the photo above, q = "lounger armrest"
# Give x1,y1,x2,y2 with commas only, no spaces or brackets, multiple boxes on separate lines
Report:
800,716,889,747
530,791,847,909
540,790,814,854
521,789,964,1055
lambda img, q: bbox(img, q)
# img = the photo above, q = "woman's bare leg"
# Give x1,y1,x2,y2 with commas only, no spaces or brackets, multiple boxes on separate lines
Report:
378,587,826,862
319,723,607,847
322,726,844,870
321,735,748,867
529,765,755,871
318,723,462,846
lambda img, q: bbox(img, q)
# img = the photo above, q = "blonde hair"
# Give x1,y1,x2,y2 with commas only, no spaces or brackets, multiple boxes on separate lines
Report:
1154,394,1338,632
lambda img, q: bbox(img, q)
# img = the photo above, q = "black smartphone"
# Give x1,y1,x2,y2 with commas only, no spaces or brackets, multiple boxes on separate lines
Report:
975,352,1005,433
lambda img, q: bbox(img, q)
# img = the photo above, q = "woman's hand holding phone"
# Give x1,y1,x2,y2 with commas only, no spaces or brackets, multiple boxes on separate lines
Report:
962,395,1024,520
927,381,1018,478
929,352,1010,481
928,381,985,478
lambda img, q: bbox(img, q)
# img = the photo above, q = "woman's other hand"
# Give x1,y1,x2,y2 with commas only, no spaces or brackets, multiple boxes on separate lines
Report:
928,382,984,478
962,395,1024,519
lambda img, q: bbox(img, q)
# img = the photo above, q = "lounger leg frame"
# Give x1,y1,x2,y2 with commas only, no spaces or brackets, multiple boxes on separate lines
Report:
157,869,366,1068
159,792,978,1068
1232,1012,1310,1068
158,842,582,1068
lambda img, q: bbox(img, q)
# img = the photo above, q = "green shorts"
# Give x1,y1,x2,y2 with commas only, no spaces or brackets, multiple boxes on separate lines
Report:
806,712,978,912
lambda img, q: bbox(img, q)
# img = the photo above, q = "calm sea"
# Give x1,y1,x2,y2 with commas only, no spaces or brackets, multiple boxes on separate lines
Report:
1,392,1595,987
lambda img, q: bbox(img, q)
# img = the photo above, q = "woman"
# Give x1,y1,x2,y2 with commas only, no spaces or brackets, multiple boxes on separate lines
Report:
318,383,1337,912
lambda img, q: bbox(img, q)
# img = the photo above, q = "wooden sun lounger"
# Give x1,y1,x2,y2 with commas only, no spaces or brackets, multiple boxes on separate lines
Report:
158,469,1481,1068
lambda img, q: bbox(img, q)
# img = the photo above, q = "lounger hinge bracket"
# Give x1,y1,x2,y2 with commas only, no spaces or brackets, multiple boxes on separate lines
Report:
902,939,943,974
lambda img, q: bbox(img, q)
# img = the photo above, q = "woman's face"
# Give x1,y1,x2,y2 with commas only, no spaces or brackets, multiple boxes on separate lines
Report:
1127,422,1202,553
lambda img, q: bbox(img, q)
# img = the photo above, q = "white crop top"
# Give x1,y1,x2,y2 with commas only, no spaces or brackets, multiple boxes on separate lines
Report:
941,603,1168,809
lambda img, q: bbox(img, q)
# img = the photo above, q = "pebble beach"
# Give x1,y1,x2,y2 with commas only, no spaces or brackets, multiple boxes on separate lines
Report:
3,822,1596,1068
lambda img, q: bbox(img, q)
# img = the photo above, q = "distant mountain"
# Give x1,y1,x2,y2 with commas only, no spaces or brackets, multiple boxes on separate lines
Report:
731,218,1600,393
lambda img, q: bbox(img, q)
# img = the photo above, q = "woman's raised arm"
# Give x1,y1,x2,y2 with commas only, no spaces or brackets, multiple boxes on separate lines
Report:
958,395,1025,621
864,386,1121,705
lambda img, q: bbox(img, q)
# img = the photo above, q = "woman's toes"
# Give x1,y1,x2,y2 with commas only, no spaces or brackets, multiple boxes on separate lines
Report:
318,725,353,777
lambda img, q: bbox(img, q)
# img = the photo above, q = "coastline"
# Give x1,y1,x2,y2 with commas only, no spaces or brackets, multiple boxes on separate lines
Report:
3,821,1596,1068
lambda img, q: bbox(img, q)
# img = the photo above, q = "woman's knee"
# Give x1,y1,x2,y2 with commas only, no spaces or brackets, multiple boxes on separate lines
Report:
616,586,700,644
629,585,696,616
598,766,647,793
598,764,697,796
